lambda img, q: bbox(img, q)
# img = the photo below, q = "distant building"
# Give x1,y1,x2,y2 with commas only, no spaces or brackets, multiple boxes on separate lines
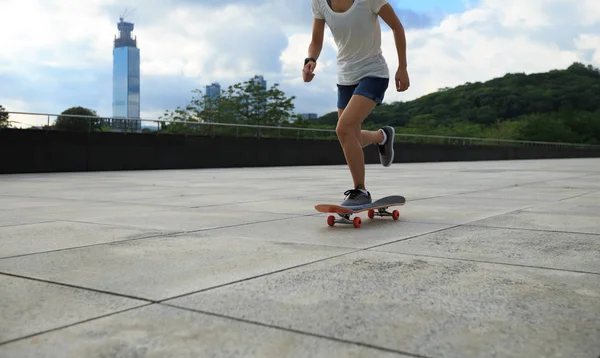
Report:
300,113,318,120
112,16,141,131
250,75,267,90
206,82,221,101
249,75,267,108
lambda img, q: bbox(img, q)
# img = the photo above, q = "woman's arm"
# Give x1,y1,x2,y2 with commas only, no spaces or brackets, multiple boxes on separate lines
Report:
378,3,407,69
308,18,326,62
378,3,410,91
303,18,326,82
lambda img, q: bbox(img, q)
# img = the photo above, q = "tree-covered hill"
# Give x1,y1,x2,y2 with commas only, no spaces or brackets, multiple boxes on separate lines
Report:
313,62,600,144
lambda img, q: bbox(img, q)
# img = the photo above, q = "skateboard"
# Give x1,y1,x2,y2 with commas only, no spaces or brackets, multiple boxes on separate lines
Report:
315,195,406,228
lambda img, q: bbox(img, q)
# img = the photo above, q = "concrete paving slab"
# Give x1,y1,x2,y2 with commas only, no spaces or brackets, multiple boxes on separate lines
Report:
532,175,600,190
0,196,79,210
472,201,600,235
521,200,600,215
167,250,600,358
0,214,53,229
0,304,410,358
371,225,600,273
213,197,330,215
188,215,453,249
0,221,163,258
454,184,593,202
127,191,318,209
0,235,352,301
559,191,600,206
393,195,543,225
7,186,218,203
31,205,296,232
0,275,146,344
1,201,169,223
0,180,167,198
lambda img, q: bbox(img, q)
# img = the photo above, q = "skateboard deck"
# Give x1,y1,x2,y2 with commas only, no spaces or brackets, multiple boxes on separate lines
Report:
315,195,406,228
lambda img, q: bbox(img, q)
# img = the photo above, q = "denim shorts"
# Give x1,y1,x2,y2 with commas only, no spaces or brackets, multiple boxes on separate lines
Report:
337,76,389,110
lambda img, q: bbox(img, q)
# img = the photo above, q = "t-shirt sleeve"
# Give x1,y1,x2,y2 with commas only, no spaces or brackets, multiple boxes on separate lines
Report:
311,0,325,19
370,0,388,13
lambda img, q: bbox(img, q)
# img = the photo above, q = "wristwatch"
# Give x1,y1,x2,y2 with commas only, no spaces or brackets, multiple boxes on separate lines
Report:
304,57,316,65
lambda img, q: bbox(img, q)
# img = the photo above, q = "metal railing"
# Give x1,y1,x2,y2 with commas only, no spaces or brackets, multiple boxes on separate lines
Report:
1,110,599,150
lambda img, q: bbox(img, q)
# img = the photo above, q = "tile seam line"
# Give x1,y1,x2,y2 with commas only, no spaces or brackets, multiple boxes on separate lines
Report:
358,203,551,252
154,225,465,303
0,218,174,232
0,220,59,229
0,271,155,303
462,223,600,236
0,303,155,347
0,215,309,261
155,249,362,303
159,303,434,358
0,193,312,208
0,231,187,260
441,171,599,198
157,214,315,238
365,250,600,276
556,190,600,202
59,219,178,231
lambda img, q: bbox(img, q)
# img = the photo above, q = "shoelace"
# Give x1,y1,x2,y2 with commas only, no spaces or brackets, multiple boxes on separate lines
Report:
344,189,362,199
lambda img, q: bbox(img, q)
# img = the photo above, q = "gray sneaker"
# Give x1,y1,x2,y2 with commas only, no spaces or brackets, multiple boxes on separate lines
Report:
341,189,372,207
378,126,395,167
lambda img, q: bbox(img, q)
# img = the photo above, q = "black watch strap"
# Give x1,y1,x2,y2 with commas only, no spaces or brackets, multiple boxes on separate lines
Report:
304,57,316,65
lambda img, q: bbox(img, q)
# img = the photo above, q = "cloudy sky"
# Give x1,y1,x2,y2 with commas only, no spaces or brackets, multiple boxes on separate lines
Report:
1,0,599,127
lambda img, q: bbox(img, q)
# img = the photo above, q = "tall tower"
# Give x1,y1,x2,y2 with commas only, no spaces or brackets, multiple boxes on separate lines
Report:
112,15,140,131
205,82,221,101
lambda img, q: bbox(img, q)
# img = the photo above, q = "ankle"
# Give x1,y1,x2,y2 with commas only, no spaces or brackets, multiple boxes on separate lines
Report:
355,184,369,194
378,129,387,145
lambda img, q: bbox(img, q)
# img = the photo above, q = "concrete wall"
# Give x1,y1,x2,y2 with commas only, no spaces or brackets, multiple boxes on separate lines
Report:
1,129,599,174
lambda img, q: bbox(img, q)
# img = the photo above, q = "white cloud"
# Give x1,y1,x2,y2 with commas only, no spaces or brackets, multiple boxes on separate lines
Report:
0,0,116,70
574,34,600,64
374,0,600,104
0,0,598,128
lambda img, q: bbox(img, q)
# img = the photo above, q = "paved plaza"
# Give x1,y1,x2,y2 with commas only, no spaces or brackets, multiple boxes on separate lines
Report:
0,158,599,358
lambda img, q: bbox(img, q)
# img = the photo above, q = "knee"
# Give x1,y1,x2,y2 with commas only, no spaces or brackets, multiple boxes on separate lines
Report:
335,119,357,142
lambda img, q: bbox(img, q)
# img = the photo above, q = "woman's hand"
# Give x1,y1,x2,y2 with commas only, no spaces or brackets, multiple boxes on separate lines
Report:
303,61,316,82
395,67,410,92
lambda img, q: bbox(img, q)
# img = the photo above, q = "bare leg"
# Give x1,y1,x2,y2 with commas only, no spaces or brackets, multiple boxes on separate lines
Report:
336,95,378,190
337,111,385,148
360,129,384,147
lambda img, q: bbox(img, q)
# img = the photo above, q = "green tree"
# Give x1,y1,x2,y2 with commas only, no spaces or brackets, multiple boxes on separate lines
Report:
517,112,579,143
165,79,297,130
54,106,101,132
0,105,9,128
157,105,199,134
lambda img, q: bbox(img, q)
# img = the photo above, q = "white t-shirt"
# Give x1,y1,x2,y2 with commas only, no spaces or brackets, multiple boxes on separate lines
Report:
311,0,390,86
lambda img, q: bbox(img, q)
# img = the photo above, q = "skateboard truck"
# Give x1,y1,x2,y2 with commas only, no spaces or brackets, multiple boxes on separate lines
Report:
327,213,362,228
368,207,400,220
326,207,400,228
